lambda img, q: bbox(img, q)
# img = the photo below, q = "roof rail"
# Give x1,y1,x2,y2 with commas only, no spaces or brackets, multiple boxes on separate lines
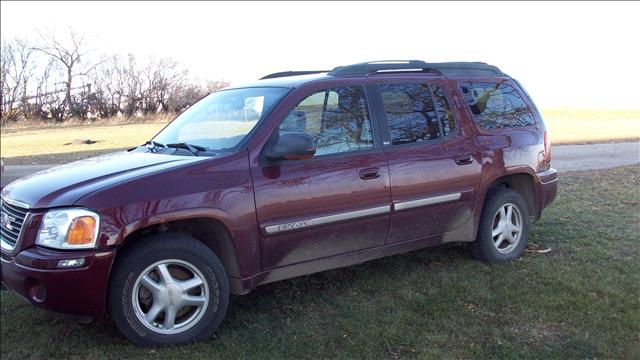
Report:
258,61,505,80
260,70,329,80
328,60,505,77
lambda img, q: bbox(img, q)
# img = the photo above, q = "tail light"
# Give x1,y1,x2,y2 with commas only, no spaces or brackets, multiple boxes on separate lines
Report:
544,130,551,163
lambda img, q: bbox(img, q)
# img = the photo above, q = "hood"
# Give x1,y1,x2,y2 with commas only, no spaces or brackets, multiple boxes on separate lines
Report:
1,151,208,209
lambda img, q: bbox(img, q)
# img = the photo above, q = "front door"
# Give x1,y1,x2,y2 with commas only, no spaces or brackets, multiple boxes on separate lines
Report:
372,79,482,244
251,85,391,269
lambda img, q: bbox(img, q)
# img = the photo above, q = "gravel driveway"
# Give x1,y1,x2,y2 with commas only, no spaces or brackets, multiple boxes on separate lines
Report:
551,141,639,172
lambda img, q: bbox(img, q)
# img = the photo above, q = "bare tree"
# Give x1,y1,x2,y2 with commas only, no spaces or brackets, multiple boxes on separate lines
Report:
121,54,150,117
29,57,57,120
147,57,187,113
1,29,229,124
34,28,103,120
1,38,35,122
206,80,230,94
93,55,128,117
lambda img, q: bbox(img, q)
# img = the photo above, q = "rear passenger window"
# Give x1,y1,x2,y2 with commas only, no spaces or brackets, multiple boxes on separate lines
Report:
378,83,456,145
460,82,535,129
279,86,373,156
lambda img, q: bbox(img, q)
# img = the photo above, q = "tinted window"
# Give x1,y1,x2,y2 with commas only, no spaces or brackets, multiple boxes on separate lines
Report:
460,82,535,129
279,86,373,156
379,83,455,145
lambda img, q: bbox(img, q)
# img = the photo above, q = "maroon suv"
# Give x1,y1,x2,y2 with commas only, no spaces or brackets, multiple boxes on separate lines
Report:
1,60,557,345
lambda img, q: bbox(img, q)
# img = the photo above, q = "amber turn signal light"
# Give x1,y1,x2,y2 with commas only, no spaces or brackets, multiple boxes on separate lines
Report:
66,216,97,245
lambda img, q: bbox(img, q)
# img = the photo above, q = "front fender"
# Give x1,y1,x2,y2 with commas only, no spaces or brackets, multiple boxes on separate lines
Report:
116,207,233,245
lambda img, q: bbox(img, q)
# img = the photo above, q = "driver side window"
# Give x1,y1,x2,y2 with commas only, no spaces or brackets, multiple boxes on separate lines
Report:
279,86,374,156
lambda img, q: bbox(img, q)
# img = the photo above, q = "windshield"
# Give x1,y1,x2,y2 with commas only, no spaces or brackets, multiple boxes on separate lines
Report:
152,87,289,151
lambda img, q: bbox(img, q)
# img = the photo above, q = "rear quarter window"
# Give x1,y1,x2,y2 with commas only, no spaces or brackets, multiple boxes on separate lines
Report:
459,82,536,130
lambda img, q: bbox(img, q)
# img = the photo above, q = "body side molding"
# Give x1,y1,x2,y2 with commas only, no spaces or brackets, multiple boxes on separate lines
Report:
264,205,391,235
394,192,462,211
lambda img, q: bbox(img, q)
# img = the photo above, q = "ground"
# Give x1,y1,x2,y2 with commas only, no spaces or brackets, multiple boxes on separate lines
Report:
0,122,165,165
541,108,639,144
1,166,638,359
1,110,639,358
0,109,638,165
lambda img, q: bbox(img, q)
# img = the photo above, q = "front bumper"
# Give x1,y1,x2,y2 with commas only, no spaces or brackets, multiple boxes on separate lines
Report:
0,246,116,316
533,167,558,219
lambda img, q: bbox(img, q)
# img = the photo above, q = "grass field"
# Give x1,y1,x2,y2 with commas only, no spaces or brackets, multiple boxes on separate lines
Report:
0,109,638,165
1,166,638,359
0,122,167,165
541,108,640,144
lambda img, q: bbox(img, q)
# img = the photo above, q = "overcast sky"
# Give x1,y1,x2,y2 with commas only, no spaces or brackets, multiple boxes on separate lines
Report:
2,1,639,108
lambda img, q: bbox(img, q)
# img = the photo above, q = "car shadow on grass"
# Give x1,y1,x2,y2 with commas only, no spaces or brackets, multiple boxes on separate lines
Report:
2,243,472,352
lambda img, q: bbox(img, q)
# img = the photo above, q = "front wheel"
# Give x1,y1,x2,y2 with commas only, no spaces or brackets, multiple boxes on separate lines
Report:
108,233,229,346
470,188,531,262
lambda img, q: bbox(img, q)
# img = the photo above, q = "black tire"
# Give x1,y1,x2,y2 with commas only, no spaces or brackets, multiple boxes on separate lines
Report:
108,233,229,346
470,188,530,262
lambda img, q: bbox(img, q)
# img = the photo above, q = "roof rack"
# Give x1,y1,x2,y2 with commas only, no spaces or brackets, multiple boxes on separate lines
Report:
328,60,505,77
260,70,329,80
258,60,505,80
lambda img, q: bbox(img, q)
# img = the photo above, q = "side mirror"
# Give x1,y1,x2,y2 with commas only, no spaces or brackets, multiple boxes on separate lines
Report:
267,132,316,161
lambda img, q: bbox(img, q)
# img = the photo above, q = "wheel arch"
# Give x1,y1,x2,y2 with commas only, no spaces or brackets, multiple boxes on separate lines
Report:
483,172,538,219
114,215,242,288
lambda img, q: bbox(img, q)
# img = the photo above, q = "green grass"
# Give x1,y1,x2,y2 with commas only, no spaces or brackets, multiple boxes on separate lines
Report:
1,166,639,359
0,108,638,165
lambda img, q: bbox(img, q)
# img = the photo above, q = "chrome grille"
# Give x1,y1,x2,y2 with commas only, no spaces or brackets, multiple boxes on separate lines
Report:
1,198,29,250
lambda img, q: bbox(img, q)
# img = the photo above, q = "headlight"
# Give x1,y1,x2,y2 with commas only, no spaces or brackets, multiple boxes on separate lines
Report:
36,209,100,249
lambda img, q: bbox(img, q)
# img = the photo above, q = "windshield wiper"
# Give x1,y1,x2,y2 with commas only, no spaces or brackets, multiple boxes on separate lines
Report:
143,140,166,152
165,142,206,156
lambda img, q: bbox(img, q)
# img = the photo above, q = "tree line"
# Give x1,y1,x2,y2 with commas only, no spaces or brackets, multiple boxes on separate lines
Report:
0,29,228,124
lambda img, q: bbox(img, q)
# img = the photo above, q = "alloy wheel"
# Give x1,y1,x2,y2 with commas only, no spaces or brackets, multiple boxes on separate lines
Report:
491,203,523,254
131,259,209,334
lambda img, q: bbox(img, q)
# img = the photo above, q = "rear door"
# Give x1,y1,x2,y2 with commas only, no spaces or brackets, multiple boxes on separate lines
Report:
250,84,391,269
370,78,482,244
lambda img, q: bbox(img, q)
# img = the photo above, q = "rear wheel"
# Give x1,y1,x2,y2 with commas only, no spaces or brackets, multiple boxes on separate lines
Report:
470,188,530,262
109,233,229,346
